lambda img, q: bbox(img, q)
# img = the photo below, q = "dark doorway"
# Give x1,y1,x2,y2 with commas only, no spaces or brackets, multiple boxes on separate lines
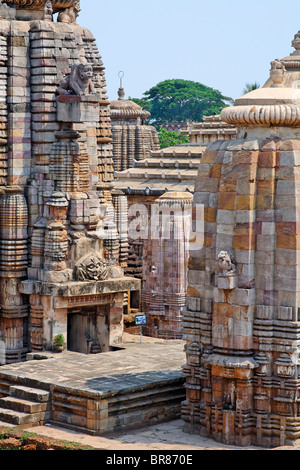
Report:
67,305,110,354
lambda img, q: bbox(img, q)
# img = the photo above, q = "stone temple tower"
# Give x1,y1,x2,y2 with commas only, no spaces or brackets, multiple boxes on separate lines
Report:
110,83,160,172
182,28,300,448
0,0,139,363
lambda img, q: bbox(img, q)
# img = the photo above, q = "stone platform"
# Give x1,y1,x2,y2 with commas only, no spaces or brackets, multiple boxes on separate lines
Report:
0,335,185,435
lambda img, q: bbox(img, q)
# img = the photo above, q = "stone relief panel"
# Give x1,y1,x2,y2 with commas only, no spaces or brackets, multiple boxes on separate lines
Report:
75,251,109,282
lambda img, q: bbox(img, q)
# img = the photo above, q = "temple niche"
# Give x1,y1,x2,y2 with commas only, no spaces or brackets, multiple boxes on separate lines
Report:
182,28,300,448
0,0,139,363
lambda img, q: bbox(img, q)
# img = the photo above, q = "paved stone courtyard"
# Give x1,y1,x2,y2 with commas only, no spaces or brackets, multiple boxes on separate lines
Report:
0,334,185,395
0,334,296,451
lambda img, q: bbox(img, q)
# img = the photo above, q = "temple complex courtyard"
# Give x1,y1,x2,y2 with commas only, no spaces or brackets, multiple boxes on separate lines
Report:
0,333,186,436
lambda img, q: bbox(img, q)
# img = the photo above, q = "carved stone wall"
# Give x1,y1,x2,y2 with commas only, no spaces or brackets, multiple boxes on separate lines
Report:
182,29,300,448
0,6,139,362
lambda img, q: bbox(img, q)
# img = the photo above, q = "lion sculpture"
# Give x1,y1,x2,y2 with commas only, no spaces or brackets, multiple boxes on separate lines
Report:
57,0,81,24
217,251,236,277
57,63,95,97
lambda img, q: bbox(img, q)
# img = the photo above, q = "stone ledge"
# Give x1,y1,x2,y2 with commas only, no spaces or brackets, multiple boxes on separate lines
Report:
19,277,141,297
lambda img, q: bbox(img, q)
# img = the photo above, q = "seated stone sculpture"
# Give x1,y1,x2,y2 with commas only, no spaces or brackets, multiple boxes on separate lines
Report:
57,63,95,97
0,0,16,19
270,58,286,87
217,251,236,277
57,0,81,24
43,0,53,21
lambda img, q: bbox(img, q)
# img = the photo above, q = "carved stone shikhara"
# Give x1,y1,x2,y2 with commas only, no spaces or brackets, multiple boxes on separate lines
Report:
182,28,300,448
0,1,139,365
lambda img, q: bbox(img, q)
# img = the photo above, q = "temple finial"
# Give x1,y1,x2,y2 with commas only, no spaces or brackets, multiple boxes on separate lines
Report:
118,71,125,100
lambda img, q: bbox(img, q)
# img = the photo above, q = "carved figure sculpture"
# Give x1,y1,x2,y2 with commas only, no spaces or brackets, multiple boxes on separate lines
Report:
217,251,236,277
43,0,53,21
57,63,95,96
270,59,286,87
76,251,109,281
57,0,81,24
0,0,16,19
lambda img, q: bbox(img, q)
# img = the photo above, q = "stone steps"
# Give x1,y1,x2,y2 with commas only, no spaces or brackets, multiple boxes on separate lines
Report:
10,386,50,403
0,384,51,427
0,397,48,414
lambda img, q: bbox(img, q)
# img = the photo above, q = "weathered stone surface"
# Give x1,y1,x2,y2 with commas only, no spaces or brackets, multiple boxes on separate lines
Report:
0,3,137,364
182,28,300,449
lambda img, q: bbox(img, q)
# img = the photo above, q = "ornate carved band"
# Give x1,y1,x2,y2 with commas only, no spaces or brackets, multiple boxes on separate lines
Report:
221,104,300,127
2,0,74,10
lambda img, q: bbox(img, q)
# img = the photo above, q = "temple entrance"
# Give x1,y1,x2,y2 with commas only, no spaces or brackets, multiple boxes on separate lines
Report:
67,305,110,354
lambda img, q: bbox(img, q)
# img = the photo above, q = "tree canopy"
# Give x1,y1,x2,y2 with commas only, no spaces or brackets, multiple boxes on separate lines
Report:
158,128,189,149
130,79,233,126
242,82,260,95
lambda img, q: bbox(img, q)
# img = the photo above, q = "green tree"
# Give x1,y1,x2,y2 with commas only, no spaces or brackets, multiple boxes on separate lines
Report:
158,128,189,149
130,79,232,126
242,82,260,94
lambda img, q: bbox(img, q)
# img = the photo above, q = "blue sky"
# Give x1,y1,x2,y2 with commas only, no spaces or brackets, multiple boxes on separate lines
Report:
79,0,300,103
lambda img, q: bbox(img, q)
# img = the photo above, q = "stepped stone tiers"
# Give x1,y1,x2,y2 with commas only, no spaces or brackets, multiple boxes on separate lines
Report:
110,86,160,172
0,1,139,363
182,29,300,448
142,192,193,339
182,115,237,146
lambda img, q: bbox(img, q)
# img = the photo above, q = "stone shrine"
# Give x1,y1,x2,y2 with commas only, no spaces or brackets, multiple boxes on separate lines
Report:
110,83,160,172
0,0,139,363
182,115,237,146
182,28,300,448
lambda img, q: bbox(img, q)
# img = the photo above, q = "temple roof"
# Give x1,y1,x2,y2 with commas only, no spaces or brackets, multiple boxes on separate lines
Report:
221,29,300,128
110,87,151,122
113,145,205,195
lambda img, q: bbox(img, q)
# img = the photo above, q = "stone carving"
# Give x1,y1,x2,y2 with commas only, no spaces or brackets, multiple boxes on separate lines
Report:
43,0,53,21
221,103,300,127
217,251,236,277
270,59,286,87
57,0,80,23
44,221,69,270
0,0,16,19
75,251,109,282
57,63,95,96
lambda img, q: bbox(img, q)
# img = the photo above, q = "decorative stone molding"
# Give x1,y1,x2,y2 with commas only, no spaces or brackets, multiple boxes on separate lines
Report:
2,0,74,11
221,104,300,127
